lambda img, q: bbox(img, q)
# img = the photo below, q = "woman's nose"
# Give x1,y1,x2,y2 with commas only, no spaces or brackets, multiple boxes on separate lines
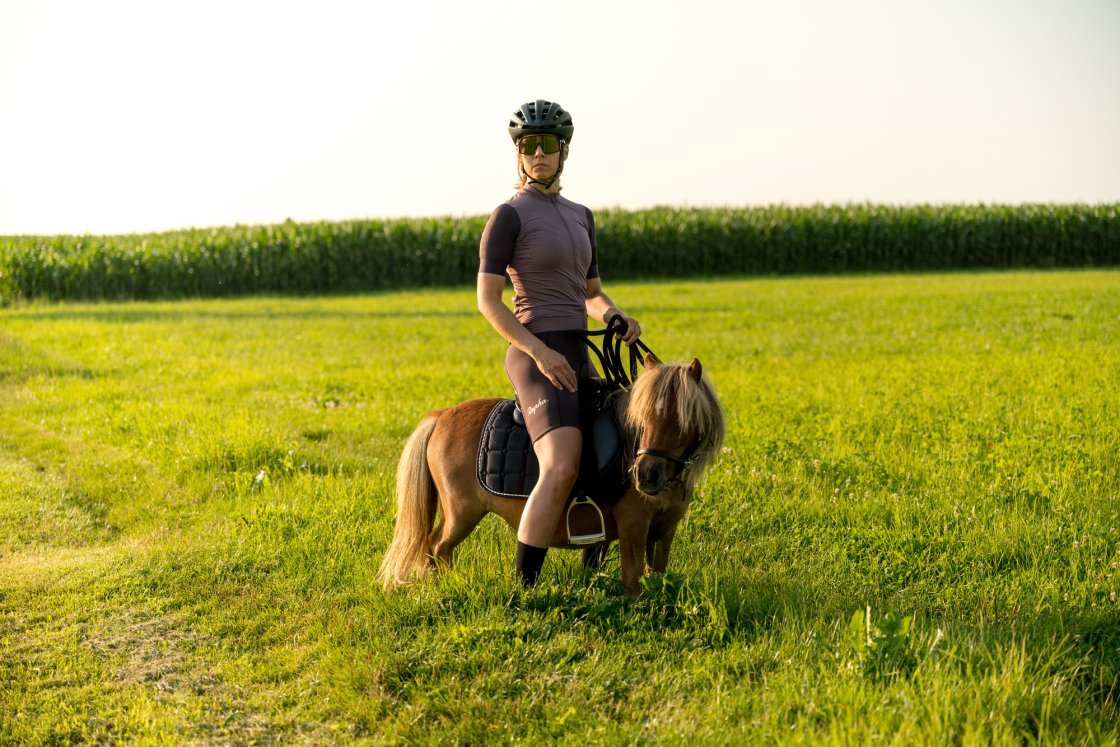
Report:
533,144,545,157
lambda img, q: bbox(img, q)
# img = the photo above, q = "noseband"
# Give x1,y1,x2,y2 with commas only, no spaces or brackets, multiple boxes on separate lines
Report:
635,435,704,479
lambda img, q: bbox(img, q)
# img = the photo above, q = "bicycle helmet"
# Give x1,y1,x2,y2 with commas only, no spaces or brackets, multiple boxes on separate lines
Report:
508,99,575,144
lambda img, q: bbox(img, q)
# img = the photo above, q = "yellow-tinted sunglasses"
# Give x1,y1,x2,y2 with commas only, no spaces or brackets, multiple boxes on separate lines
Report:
516,134,563,155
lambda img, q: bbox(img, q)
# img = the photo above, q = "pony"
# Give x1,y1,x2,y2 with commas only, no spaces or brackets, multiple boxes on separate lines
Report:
377,355,725,596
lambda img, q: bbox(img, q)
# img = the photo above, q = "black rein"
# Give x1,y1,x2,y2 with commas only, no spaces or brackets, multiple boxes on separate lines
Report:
580,317,703,479
579,314,661,389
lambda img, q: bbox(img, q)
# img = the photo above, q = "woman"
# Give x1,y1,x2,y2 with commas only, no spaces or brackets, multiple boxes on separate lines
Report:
477,99,640,587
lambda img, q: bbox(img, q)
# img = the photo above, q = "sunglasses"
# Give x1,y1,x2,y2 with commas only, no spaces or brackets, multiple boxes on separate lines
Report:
517,134,563,155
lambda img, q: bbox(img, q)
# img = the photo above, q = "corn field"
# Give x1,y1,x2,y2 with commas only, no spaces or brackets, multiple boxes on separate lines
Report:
1,204,1117,303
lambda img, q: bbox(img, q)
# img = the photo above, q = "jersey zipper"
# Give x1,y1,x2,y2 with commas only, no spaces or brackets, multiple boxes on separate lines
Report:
549,196,581,277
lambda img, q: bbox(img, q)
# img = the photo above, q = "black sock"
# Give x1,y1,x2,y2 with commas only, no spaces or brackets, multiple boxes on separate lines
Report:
515,541,548,587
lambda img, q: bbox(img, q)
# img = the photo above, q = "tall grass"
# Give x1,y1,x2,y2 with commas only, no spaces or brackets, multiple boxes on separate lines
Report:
2,204,1116,302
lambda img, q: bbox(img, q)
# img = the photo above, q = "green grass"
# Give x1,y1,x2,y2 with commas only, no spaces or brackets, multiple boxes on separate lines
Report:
1,270,1118,744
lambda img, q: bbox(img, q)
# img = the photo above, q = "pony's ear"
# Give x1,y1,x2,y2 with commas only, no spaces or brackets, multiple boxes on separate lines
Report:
688,358,703,380
643,353,660,370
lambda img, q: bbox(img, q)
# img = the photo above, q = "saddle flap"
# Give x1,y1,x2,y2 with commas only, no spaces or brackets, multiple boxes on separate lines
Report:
591,407,622,475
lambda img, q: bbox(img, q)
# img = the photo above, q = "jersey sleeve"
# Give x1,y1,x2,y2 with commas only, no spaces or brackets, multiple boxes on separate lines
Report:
585,207,600,279
479,203,521,275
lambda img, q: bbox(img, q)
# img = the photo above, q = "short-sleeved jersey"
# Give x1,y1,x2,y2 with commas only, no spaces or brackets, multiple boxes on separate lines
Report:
479,185,599,334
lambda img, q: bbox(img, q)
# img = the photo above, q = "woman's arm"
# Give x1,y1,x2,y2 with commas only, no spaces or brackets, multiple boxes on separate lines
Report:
585,277,641,344
477,272,578,393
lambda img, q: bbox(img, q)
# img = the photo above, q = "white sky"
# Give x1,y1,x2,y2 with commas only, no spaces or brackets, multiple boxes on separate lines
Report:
1,0,1118,236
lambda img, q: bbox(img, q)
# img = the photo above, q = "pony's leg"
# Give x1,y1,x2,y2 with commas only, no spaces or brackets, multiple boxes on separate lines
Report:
422,398,499,574
581,542,609,571
429,503,487,569
426,445,488,571
646,524,678,574
615,499,652,596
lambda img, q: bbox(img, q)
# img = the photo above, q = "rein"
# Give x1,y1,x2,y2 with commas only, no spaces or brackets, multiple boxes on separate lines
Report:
580,314,661,389
580,318,705,485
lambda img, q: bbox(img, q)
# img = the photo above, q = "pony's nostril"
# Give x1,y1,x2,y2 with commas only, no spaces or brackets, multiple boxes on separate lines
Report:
637,461,667,493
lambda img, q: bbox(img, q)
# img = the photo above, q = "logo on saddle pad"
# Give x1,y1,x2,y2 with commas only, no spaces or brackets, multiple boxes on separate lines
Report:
526,397,548,416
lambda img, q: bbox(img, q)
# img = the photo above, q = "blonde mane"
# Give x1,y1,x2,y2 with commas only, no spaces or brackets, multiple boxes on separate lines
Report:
621,363,726,491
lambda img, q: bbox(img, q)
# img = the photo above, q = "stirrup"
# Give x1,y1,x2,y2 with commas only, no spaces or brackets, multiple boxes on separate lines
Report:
566,495,606,546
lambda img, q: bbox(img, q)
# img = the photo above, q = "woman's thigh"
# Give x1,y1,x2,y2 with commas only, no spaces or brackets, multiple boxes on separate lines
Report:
504,333,589,443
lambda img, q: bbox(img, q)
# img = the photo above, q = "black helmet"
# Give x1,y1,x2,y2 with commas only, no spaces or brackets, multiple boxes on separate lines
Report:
508,99,574,144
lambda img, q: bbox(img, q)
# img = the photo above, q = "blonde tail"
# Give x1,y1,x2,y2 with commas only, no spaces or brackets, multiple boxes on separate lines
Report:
378,413,440,590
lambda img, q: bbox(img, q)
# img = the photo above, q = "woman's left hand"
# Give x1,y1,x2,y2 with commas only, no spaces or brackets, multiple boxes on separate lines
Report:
619,314,641,345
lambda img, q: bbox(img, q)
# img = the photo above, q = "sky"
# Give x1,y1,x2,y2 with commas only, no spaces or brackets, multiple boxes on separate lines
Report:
1,0,1118,236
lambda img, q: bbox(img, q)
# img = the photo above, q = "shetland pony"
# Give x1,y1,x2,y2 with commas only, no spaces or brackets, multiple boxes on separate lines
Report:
378,355,725,596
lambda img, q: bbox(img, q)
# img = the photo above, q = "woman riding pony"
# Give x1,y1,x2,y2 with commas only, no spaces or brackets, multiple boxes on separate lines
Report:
477,99,640,586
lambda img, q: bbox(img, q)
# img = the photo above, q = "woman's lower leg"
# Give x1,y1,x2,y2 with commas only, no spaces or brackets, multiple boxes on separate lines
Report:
515,426,581,585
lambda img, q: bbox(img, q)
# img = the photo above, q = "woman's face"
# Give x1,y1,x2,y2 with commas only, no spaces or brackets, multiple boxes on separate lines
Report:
519,137,565,184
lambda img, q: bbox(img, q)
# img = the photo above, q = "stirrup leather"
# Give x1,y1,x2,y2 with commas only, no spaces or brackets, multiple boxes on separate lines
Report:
566,495,606,546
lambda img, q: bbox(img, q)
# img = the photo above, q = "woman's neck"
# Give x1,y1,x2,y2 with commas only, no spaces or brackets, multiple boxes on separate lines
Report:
527,180,561,194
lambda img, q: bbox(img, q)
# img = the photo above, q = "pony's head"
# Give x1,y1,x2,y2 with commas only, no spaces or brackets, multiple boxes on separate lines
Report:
624,355,726,496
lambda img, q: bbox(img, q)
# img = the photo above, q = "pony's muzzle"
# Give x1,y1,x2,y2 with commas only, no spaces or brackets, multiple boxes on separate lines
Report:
635,456,669,495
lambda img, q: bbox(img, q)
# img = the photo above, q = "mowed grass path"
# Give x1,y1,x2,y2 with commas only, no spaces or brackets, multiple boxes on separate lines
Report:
1,270,1117,744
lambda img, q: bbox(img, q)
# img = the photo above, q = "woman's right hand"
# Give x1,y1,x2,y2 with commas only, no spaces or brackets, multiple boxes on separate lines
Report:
533,345,578,393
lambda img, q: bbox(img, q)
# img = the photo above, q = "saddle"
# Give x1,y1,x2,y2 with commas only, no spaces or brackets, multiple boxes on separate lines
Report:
476,377,628,506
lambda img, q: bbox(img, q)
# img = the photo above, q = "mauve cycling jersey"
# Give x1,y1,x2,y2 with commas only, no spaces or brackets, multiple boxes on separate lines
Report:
479,185,599,333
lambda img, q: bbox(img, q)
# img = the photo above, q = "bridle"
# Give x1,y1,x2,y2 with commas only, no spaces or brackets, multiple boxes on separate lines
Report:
634,433,706,487
581,316,705,488
636,437,704,474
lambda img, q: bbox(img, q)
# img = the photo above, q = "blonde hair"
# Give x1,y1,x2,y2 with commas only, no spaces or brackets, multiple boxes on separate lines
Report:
624,362,726,492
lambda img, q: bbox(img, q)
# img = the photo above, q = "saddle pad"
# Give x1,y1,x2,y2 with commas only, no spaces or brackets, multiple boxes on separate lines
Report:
477,399,539,498
476,399,628,503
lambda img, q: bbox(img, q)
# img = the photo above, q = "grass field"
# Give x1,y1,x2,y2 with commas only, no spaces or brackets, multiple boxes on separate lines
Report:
1,270,1118,744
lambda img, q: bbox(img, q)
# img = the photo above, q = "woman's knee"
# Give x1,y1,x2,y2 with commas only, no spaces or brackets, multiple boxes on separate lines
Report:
545,455,580,488
535,427,582,486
